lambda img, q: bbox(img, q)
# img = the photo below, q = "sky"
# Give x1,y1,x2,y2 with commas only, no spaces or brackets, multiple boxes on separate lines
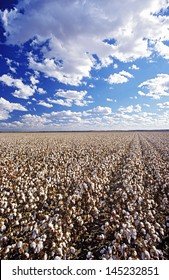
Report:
0,0,169,131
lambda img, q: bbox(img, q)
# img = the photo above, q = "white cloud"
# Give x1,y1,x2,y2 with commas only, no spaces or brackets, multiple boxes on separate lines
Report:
43,110,82,122
113,64,118,69
114,110,156,128
143,103,150,107
37,87,46,94
138,90,146,96
38,101,53,108
118,104,142,113
106,70,133,84
0,8,18,29
138,74,169,99
9,66,16,73
0,97,27,120
1,0,169,85
29,52,92,86
129,64,140,70
89,84,95,88
107,74,128,84
30,76,39,85
0,110,9,121
130,96,138,99
155,41,169,59
157,101,169,108
75,99,93,107
47,89,92,107
134,104,142,112
87,95,93,99
87,106,112,115
56,89,86,100
0,97,27,112
0,74,35,99
41,106,112,127
120,70,134,78
106,98,117,102
6,58,17,73
0,73,46,98
47,98,72,107
2,107,169,131
99,56,114,68
21,114,50,127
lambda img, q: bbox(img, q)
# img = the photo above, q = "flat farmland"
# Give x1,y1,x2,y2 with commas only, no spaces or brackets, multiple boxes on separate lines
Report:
0,132,168,260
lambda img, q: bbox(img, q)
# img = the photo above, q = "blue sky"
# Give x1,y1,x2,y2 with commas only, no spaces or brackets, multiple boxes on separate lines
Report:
0,0,169,131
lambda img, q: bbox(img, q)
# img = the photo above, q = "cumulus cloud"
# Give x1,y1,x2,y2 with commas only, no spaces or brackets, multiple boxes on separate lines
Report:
129,64,140,70
0,74,46,98
138,74,169,99
38,100,53,108
1,0,169,85
0,74,35,99
21,114,50,127
42,106,112,124
118,104,142,113
30,75,39,85
29,56,92,86
56,89,86,100
47,98,72,107
1,106,169,131
18,106,111,129
113,64,118,69
106,70,133,84
157,101,169,108
87,106,112,115
43,110,82,123
0,97,27,120
37,87,46,94
48,89,92,107
155,41,169,59
116,111,155,128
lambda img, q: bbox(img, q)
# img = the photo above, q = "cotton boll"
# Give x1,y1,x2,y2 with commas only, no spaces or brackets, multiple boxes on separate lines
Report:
30,241,36,249
54,256,61,260
0,224,6,232
17,241,23,249
70,247,76,254
36,241,43,253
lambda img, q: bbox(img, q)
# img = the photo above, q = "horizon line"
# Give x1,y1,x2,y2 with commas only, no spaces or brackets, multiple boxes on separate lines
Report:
1,129,169,133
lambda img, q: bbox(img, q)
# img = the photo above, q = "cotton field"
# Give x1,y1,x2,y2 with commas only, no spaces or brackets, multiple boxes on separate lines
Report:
0,132,168,260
